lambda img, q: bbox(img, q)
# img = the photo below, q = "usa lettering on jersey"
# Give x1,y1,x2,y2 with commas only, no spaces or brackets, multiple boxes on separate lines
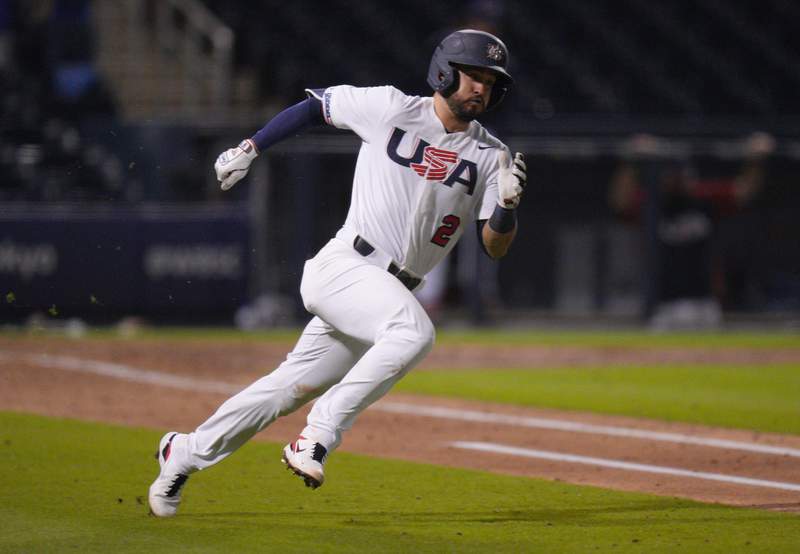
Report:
386,127,478,195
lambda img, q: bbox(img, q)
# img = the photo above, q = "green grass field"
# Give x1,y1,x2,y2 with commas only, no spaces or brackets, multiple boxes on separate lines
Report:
397,363,800,435
1,328,799,552
1,412,798,554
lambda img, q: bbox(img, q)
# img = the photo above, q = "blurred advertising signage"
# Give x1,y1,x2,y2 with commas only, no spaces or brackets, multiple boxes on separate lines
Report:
0,239,58,281
144,244,243,279
0,205,250,319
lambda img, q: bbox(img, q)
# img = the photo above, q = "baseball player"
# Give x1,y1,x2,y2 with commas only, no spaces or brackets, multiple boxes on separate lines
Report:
148,29,527,517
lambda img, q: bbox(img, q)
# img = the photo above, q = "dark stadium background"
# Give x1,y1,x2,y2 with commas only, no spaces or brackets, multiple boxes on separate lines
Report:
1,0,798,327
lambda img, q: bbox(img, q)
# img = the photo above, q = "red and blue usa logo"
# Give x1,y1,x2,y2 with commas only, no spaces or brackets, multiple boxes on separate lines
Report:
386,127,478,195
410,146,459,181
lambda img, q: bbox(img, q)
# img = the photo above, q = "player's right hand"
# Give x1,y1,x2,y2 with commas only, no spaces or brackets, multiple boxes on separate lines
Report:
214,139,259,190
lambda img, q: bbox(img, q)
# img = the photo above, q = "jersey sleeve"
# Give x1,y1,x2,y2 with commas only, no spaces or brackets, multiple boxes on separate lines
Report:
315,85,404,142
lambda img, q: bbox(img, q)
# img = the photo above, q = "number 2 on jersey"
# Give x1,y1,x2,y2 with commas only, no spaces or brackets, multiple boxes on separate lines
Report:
430,214,461,247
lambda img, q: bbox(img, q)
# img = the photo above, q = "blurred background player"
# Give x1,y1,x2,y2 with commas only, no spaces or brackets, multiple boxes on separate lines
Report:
609,132,773,330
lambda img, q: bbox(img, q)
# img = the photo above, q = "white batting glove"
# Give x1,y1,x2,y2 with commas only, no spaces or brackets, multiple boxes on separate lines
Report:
214,139,259,191
497,150,527,209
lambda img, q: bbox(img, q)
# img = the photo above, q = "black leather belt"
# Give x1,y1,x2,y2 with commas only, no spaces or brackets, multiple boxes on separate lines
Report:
353,235,421,291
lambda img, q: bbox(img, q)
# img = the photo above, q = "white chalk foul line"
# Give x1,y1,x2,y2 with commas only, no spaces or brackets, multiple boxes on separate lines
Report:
4,352,800,460
0,352,240,395
376,402,800,458
451,441,800,492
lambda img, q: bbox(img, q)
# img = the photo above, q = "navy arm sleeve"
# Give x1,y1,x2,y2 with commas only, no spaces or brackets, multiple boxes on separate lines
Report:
250,95,324,152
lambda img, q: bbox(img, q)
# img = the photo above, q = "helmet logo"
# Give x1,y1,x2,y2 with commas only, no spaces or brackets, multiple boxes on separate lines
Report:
486,43,504,62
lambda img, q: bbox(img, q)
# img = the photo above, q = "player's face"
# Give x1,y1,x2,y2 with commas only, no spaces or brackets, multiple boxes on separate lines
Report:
446,66,497,122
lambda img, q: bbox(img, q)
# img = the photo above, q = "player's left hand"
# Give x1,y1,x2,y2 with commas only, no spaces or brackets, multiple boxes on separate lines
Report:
214,139,259,190
497,150,527,209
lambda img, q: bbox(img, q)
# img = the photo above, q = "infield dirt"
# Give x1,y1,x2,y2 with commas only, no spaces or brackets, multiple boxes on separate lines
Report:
1,336,799,513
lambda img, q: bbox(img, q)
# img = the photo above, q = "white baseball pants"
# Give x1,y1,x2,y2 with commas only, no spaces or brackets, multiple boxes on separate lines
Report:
183,235,435,471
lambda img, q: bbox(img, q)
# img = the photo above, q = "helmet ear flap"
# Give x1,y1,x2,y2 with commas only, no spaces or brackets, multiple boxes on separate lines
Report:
428,49,460,96
440,67,459,98
486,79,509,110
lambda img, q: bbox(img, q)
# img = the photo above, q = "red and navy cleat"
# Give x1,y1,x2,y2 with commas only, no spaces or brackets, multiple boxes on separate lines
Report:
281,435,327,489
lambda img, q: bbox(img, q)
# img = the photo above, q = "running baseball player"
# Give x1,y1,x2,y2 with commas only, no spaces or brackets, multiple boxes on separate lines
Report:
149,29,527,517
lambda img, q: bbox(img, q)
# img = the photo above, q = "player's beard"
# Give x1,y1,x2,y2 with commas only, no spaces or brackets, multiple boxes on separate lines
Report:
446,94,485,122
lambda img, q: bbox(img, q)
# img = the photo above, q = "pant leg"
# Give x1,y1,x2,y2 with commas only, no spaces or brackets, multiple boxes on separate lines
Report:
298,239,435,450
186,316,368,471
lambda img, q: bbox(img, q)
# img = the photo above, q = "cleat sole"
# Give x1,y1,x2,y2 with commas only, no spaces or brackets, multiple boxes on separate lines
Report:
281,455,322,489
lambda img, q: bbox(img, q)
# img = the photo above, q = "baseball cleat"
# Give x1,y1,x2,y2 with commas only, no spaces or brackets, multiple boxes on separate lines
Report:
148,432,190,517
281,435,327,489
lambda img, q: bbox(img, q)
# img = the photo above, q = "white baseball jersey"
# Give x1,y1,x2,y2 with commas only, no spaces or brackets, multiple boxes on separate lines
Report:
315,85,509,277
179,84,514,483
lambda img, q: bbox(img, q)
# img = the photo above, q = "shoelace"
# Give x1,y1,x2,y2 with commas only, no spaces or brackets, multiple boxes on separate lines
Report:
311,443,328,464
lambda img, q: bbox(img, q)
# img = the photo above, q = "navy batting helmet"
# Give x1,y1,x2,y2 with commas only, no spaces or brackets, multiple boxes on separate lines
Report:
427,29,513,110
